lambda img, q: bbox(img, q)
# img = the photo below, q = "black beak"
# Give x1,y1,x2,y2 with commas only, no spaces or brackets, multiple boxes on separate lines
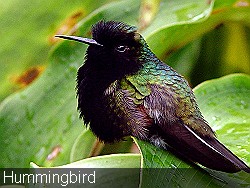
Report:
55,35,103,46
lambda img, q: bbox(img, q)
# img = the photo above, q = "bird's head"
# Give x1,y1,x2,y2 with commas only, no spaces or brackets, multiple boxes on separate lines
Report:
56,20,149,77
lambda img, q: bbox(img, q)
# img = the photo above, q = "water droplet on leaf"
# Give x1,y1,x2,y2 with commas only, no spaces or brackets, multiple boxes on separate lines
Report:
35,147,46,159
212,116,220,121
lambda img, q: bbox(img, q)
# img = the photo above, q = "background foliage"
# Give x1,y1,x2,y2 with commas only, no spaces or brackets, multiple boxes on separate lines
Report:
0,0,250,187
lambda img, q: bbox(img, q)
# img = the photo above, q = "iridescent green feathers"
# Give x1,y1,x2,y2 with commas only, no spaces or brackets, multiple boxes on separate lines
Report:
74,20,250,172
92,22,213,137
84,20,216,140
123,60,214,137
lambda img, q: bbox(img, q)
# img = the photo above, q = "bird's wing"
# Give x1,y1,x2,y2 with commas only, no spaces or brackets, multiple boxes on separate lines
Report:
143,83,250,172
126,66,249,172
126,63,214,137
104,79,153,141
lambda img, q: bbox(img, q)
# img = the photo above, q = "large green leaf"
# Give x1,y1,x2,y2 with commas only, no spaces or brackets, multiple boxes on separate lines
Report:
4,0,250,103
0,0,210,168
70,129,98,163
195,74,250,163
1,0,250,175
147,0,250,83
0,0,117,102
135,74,250,187
69,129,133,162
0,0,141,168
29,154,141,188
136,140,227,188
39,153,141,168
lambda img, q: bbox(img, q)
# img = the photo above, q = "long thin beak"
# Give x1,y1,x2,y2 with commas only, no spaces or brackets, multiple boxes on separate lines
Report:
55,35,103,46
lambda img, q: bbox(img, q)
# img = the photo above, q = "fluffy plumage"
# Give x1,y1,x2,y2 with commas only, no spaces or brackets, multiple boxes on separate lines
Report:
59,20,250,173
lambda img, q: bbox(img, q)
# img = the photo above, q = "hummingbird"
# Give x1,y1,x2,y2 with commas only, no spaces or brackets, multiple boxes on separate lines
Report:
55,20,250,173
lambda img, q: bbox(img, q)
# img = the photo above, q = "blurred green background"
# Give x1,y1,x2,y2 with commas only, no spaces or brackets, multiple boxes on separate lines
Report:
0,0,249,179
1,0,249,103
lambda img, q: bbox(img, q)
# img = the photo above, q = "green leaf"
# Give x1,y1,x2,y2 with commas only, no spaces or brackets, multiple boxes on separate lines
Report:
29,154,141,188
0,0,206,169
70,130,134,162
137,139,250,187
135,139,226,188
0,0,117,101
100,136,134,156
52,153,141,168
194,73,250,164
138,0,161,30
70,129,98,163
144,0,214,58
165,39,201,78
135,73,250,187
1,0,250,177
0,0,141,168
145,0,250,84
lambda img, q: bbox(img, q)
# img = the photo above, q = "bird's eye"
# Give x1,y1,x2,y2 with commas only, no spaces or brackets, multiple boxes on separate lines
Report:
116,45,129,52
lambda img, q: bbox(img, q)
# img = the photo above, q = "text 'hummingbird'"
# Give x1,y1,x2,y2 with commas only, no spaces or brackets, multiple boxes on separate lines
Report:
56,20,250,173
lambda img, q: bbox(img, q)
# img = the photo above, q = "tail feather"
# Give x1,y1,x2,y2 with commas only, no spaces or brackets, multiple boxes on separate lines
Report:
202,136,250,173
159,121,250,173
184,125,250,173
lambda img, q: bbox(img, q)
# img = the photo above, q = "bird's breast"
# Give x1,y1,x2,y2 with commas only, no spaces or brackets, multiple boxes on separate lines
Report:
78,77,134,142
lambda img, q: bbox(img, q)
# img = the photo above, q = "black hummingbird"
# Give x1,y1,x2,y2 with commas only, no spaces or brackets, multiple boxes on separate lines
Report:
56,20,250,173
